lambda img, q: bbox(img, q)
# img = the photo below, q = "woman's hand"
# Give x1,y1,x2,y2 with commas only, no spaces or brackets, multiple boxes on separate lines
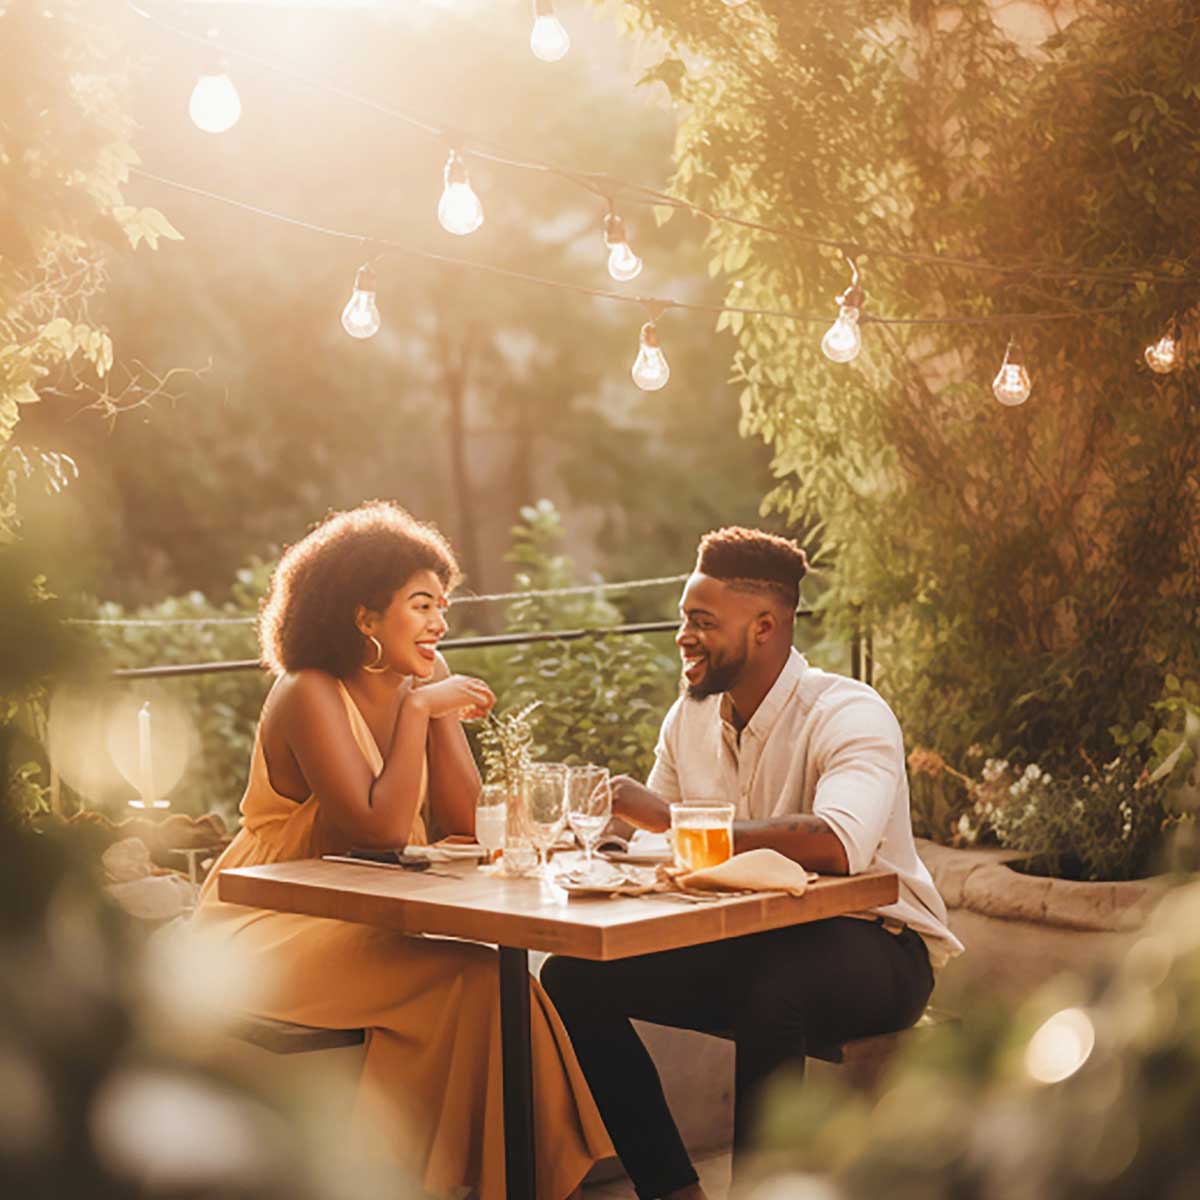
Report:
410,674,496,721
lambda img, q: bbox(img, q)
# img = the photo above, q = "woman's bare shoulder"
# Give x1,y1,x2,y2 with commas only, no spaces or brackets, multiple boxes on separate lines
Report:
264,670,343,725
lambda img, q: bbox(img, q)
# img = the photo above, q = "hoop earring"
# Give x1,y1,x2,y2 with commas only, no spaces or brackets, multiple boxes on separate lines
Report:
363,635,388,674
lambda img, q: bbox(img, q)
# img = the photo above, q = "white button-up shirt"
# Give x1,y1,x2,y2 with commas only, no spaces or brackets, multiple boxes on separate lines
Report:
647,648,963,968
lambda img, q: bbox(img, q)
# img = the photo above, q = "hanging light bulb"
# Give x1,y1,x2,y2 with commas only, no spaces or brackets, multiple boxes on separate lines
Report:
530,0,570,62
821,306,862,363
341,264,381,340
438,150,484,236
821,258,865,363
992,340,1032,406
1145,322,1181,374
604,212,643,283
722,0,751,7
632,322,670,391
189,62,241,134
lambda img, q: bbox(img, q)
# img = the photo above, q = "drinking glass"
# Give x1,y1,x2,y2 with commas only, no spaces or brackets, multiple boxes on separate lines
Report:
566,765,612,879
475,782,507,864
670,802,735,872
524,763,568,875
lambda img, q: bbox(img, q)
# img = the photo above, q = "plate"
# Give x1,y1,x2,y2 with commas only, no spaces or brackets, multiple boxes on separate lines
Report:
552,862,657,896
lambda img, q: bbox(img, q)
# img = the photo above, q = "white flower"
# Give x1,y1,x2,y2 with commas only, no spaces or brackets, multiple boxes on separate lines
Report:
983,759,1008,783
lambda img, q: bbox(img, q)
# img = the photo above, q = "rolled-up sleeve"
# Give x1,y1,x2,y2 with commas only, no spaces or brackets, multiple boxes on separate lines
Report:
810,694,904,875
646,701,682,802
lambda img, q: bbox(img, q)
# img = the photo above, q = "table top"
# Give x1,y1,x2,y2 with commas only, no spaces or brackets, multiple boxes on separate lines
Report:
217,858,899,961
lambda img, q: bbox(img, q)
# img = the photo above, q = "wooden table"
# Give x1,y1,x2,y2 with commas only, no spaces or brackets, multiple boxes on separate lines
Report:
219,860,898,1200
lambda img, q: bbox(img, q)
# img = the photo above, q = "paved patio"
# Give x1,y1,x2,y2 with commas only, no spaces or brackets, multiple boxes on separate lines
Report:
584,1150,733,1200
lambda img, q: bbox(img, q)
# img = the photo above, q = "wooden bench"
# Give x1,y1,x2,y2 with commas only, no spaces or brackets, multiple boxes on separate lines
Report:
232,1015,365,1055
232,1007,957,1083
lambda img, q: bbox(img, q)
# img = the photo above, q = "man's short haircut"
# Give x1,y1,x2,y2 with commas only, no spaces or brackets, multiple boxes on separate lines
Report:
696,526,808,611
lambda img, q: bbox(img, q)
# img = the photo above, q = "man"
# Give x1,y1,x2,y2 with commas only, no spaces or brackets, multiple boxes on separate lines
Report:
540,527,963,1200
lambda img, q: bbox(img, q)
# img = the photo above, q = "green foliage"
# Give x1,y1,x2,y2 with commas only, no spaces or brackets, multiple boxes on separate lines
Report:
476,701,542,790
0,0,178,537
615,1,1200,796
456,501,679,777
755,878,1200,1198
956,754,1180,882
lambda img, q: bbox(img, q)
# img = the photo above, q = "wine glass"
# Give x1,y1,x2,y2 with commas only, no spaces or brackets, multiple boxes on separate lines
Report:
566,765,612,880
524,763,567,876
475,782,507,865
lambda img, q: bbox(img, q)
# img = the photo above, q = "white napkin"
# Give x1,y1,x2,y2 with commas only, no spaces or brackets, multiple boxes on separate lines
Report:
678,848,814,896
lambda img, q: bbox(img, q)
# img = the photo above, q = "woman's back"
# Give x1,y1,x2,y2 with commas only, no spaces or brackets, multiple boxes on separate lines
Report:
196,676,427,911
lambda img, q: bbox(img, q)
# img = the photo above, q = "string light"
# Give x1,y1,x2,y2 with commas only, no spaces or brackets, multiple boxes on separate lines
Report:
603,210,643,282
1145,320,1181,374
133,2,1200,295
821,258,865,363
438,150,484,236
632,322,670,391
992,339,1032,406
188,61,241,134
341,263,381,339
129,166,1142,407
530,0,570,63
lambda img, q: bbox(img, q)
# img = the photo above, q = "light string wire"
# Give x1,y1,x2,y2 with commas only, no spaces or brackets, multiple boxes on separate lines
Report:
66,572,693,627
129,167,1117,329
129,0,1199,290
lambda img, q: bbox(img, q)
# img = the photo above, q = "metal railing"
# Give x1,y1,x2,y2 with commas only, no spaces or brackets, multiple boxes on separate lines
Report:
109,610,876,685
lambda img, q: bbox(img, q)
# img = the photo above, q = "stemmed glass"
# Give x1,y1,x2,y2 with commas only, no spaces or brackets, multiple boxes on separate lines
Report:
566,765,612,880
524,763,568,876
475,782,507,865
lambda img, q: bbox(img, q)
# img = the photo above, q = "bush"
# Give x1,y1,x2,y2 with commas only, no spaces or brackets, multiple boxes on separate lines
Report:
451,501,680,779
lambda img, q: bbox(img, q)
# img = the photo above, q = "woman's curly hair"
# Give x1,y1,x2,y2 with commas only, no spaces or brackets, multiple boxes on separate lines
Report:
259,502,461,677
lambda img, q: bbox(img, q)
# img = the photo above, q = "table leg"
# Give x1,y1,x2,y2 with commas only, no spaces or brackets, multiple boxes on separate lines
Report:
499,945,536,1200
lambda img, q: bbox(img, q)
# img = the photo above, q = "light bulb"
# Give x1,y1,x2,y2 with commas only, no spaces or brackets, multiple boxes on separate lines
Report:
341,265,381,339
608,242,643,282
821,306,862,363
530,2,570,62
1145,330,1180,374
438,151,484,236
722,0,751,6
632,323,670,391
189,70,241,134
992,343,1032,406
603,212,643,282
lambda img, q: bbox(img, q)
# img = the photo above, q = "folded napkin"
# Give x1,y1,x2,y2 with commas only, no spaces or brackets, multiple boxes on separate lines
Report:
678,849,815,897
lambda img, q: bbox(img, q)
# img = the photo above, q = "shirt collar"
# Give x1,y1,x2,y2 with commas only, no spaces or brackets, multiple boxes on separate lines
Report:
718,647,808,743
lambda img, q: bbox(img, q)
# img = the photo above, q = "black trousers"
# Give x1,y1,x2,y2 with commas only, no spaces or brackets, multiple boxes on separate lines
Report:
541,917,933,1200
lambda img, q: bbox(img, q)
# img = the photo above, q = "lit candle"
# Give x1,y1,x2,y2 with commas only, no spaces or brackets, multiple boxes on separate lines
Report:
136,701,155,809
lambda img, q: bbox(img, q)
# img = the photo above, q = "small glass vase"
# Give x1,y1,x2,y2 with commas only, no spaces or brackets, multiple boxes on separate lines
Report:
503,776,538,877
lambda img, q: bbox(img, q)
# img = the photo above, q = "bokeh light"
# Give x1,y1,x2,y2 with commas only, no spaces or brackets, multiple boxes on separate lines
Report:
1025,1007,1095,1084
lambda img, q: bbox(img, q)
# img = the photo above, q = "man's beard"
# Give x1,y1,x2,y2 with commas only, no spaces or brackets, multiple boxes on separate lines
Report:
685,648,748,700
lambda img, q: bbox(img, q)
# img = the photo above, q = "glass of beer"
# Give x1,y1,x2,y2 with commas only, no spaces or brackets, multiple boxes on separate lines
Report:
670,803,735,872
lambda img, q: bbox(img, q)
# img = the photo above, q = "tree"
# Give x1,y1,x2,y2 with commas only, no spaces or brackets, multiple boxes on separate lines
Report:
611,0,1200,776
21,0,777,606
0,0,180,539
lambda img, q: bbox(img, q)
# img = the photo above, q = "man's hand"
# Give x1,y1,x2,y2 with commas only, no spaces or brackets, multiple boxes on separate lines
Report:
609,775,671,833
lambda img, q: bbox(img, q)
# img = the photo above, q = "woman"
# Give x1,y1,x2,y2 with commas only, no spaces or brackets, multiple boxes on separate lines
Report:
195,502,610,1199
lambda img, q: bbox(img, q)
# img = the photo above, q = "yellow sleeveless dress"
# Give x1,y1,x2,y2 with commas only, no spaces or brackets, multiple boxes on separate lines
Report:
194,680,611,1200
